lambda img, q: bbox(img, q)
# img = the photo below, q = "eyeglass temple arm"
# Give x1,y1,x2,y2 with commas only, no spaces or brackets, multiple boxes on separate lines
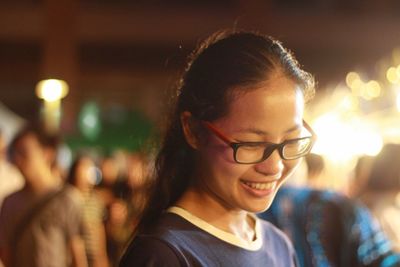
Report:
201,121,233,145
303,120,317,140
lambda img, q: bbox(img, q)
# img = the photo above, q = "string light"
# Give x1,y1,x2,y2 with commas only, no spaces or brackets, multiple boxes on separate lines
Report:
365,80,381,99
387,67,400,84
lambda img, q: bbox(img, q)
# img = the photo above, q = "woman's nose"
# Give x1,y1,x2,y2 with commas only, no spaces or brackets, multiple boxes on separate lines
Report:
254,149,284,177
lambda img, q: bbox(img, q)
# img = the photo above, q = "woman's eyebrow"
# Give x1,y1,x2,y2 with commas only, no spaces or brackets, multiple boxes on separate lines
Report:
235,127,269,136
284,124,302,134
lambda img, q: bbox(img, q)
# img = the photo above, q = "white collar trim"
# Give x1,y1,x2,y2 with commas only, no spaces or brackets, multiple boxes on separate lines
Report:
167,206,262,251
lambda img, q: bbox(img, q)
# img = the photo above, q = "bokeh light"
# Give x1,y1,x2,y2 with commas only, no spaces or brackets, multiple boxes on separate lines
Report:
311,113,383,162
397,90,400,112
36,79,69,102
365,80,381,99
346,72,361,89
386,67,400,84
78,101,101,140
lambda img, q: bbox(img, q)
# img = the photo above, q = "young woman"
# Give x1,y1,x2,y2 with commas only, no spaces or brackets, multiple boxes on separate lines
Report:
67,155,109,267
119,30,316,267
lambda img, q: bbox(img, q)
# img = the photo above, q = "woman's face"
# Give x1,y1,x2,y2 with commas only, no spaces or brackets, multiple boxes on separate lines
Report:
196,75,306,213
76,157,96,190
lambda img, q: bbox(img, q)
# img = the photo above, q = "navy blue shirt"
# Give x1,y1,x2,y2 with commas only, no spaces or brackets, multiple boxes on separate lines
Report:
120,207,298,267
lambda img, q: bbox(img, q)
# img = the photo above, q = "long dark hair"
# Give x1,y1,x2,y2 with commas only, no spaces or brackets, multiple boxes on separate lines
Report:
66,154,89,186
137,29,315,233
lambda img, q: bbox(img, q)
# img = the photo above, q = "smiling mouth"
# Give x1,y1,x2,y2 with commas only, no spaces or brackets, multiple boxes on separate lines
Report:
241,180,277,190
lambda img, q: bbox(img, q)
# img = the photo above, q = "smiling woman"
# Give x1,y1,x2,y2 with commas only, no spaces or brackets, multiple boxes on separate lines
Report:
119,29,315,267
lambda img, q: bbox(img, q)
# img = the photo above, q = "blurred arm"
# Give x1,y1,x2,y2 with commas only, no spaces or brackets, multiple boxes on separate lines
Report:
70,236,88,267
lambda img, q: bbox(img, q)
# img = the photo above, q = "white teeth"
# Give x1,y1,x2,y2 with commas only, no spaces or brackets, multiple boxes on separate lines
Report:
242,181,276,190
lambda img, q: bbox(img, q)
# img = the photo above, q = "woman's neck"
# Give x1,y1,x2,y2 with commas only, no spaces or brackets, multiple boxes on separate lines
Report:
175,186,255,243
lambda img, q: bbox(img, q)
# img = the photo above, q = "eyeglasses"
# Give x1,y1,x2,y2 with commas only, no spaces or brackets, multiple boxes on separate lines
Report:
201,120,316,164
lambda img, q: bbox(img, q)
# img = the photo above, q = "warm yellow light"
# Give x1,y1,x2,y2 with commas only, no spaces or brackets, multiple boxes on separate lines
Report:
397,91,400,112
346,72,363,93
36,79,69,102
356,130,383,156
366,134,383,156
359,84,369,100
311,113,383,161
392,48,400,63
339,95,359,111
312,114,355,162
365,80,381,99
346,72,360,88
341,96,352,110
386,67,399,84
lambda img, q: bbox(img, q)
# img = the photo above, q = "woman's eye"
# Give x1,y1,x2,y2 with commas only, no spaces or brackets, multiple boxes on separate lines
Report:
240,144,264,151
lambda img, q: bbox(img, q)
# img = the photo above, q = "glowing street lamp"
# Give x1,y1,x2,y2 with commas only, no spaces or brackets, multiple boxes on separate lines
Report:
36,79,69,134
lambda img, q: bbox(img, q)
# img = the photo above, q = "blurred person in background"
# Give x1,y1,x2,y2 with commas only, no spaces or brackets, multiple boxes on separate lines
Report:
105,198,129,267
358,144,400,252
104,152,152,266
120,30,316,266
0,129,24,209
0,125,88,267
259,153,400,267
41,132,66,182
96,155,126,206
67,155,109,267
349,155,375,198
96,154,130,266
103,152,151,267
304,152,325,189
0,130,24,267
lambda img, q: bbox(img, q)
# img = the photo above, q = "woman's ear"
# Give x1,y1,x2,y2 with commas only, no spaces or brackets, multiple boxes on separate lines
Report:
180,111,200,149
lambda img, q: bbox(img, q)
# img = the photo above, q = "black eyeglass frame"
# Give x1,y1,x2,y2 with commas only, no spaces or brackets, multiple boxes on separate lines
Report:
201,120,317,164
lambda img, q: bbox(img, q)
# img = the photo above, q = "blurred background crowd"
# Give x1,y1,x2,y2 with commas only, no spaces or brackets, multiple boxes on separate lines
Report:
1,0,400,266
